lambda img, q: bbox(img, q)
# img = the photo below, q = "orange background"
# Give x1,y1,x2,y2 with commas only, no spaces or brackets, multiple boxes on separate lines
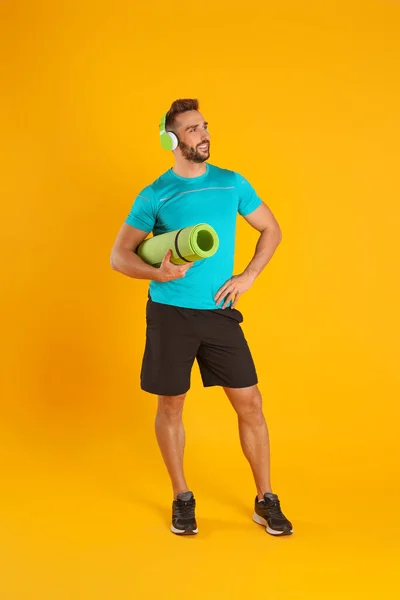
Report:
1,1,399,598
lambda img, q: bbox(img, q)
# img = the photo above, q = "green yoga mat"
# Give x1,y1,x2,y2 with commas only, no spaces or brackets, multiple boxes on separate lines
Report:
137,223,219,267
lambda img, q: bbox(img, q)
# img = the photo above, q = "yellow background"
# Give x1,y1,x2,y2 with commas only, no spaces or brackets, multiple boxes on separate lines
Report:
1,1,399,598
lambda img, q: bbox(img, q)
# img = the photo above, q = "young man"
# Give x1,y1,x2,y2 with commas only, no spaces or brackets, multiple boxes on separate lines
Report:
110,99,293,537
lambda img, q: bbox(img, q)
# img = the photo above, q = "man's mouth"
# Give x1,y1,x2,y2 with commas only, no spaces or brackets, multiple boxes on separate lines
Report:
198,143,209,151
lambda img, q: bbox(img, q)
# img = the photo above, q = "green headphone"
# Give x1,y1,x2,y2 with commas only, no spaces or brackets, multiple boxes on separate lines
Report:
159,113,179,151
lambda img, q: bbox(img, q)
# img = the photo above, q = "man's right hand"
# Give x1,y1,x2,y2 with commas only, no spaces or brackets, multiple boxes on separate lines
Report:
156,249,193,282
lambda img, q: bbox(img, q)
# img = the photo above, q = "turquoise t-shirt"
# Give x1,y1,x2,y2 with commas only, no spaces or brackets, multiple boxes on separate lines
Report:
125,163,262,309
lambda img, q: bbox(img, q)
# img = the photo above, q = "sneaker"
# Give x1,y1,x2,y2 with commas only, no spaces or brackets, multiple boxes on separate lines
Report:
253,493,293,536
171,491,198,535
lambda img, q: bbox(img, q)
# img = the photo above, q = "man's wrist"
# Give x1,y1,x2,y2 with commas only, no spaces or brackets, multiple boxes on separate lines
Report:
243,267,258,281
151,267,163,282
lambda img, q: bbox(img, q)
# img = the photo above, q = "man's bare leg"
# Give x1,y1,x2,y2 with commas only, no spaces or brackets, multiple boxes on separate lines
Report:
223,385,272,500
155,393,190,499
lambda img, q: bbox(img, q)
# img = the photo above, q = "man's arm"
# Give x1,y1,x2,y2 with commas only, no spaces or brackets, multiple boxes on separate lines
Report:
110,223,193,282
242,202,282,280
110,223,160,280
214,202,282,309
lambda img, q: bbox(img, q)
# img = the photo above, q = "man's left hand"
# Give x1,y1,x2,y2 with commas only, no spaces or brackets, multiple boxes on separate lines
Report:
214,272,256,309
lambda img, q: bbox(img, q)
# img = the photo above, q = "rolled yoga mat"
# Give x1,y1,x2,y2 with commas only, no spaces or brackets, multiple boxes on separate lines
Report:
137,223,219,267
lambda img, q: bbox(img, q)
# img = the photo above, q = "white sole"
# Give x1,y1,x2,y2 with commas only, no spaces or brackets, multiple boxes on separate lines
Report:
252,512,293,536
171,524,198,535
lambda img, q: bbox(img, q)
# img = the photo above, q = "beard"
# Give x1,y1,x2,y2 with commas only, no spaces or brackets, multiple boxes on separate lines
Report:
178,140,210,163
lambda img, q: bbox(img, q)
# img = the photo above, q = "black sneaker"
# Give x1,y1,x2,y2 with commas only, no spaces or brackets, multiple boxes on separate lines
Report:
253,493,293,536
171,491,198,535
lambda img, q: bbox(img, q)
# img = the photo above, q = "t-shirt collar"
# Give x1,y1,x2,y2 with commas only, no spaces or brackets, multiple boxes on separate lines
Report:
168,163,209,182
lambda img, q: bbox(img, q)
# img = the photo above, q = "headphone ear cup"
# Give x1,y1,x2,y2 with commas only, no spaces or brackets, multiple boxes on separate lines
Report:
160,131,172,151
159,113,179,151
167,131,179,151
160,130,179,151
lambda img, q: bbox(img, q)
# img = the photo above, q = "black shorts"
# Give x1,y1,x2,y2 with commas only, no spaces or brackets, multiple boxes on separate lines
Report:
140,297,258,396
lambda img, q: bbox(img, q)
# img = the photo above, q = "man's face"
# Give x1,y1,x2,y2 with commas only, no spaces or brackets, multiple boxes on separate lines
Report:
174,110,210,163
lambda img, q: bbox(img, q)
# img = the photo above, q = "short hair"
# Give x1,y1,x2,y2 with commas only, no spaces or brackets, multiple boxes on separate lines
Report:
165,99,199,131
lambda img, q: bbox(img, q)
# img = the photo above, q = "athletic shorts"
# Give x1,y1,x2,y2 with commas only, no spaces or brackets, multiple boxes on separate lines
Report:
140,296,258,396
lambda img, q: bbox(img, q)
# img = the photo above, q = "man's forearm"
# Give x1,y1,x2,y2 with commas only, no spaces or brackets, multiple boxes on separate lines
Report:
243,227,282,280
111,248,161,281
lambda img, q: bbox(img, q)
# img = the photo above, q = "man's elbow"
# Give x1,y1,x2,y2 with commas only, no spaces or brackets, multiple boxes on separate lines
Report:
110,250,120,272
263,225,282,243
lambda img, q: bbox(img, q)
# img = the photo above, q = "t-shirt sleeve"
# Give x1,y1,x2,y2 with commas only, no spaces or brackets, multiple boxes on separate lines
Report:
235,172,263,217
125,186,157,232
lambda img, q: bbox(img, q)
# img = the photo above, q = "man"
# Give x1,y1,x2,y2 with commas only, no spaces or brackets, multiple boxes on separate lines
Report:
110,99,293,537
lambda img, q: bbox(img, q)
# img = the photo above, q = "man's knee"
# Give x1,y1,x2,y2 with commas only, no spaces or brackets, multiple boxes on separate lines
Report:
225,386,264,420
157,393,186,421
240,395,263,420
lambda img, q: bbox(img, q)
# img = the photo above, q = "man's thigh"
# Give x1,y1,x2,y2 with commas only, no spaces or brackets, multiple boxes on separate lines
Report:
141,299,201,396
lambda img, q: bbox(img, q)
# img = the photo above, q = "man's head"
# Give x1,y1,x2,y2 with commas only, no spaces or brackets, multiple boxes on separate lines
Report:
165,99,210,163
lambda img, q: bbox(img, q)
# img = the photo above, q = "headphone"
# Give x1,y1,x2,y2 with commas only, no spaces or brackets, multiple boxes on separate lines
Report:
159,113,179,151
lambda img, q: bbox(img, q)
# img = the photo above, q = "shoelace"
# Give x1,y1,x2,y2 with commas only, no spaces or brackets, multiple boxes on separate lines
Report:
266,498,285,519
176,499,195,519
